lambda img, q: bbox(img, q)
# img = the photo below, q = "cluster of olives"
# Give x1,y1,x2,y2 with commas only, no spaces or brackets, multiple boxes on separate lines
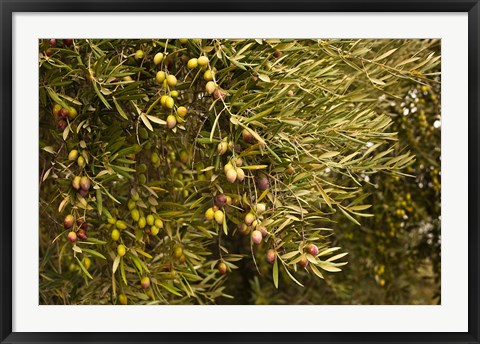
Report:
152,51,195,131
71,175,91,197
126,195,164,238
205,189,274,274
64,213,88,243
43,38,73,57
298,244,319,268
47,39,319,298
223,157,245,184
52,103,77,132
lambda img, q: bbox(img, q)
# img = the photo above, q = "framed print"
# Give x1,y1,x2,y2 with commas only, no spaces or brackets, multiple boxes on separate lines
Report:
1,1,479,343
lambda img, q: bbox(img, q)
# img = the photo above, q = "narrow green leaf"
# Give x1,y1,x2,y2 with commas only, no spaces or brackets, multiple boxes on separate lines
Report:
120,258,127,285
339,206,361,226
281,251,299,260
112,97,129,120
112,255,121,274
349,204,372,211
318,151,340,159
273,258,279,288
258,74,271,82
373,48,397,61
86,237,107,245
222,212,228,235
318,247,342,257
281,262,304,287
242,165,268,170
96,189,103,216
319,263,342,272
326,252,349,262
310,264,324,279
135,248,153,259
146,115,166,125
140,113,153,131
92,81,112,109
81,247,107,260
75,256,93,279
245,106,275,124
159,283,183,297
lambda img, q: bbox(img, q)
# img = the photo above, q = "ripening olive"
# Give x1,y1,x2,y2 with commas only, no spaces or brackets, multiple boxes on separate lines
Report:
176,106,187,118
205,207,215,221
111,229,120,241
67,231,77,243
235,168,245,182
306,243,319,256
251,230,262,245
52,104,62,117
165,96,174,109
116,220,127,230
156,71,166,83
198,56,209,66
131,209,140,222
223,162,234,173
299,256,309,268
203,70,213,81
217,262,227,274
153,52,164,65
242,129,255,144
150,225,159,236
134,49,144,60
214,210,224,224
68,107,78,119
256,203,266,214
173,245,183,258
80,176,91,191
118,293,128,305
64,214,74,229
140,276,150,289
257,176,270,191
266,249,276,263
58,108,69,119
187,58,198,69
217,142,228,155
166,75,177,87
77,156,85,168
205,81,216,94
166,115,177,129
154,218,164,228
68,149,79,161
127,199,136,211
146,214,155,226
117,244,127,257
244,212,255,226
57,120,67,131
225,169,237,183
215,194,227,207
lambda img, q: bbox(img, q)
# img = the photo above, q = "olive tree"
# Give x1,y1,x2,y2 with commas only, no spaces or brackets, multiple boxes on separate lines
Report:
39,38,440,305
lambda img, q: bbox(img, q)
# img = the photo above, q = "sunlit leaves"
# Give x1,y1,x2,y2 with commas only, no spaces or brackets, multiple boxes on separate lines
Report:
39,37,440,306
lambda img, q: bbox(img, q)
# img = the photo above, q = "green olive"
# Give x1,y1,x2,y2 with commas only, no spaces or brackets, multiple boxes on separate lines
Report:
153,52,164,65
117,244,127,257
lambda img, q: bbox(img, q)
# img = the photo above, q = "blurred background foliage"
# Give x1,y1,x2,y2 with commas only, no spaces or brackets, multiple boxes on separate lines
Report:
39,38,440,305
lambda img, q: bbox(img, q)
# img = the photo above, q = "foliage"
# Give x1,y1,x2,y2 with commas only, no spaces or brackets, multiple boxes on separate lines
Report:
39,38,440,305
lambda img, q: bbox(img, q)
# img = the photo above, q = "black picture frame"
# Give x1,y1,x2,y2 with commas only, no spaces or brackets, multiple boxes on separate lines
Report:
1,1,479,343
